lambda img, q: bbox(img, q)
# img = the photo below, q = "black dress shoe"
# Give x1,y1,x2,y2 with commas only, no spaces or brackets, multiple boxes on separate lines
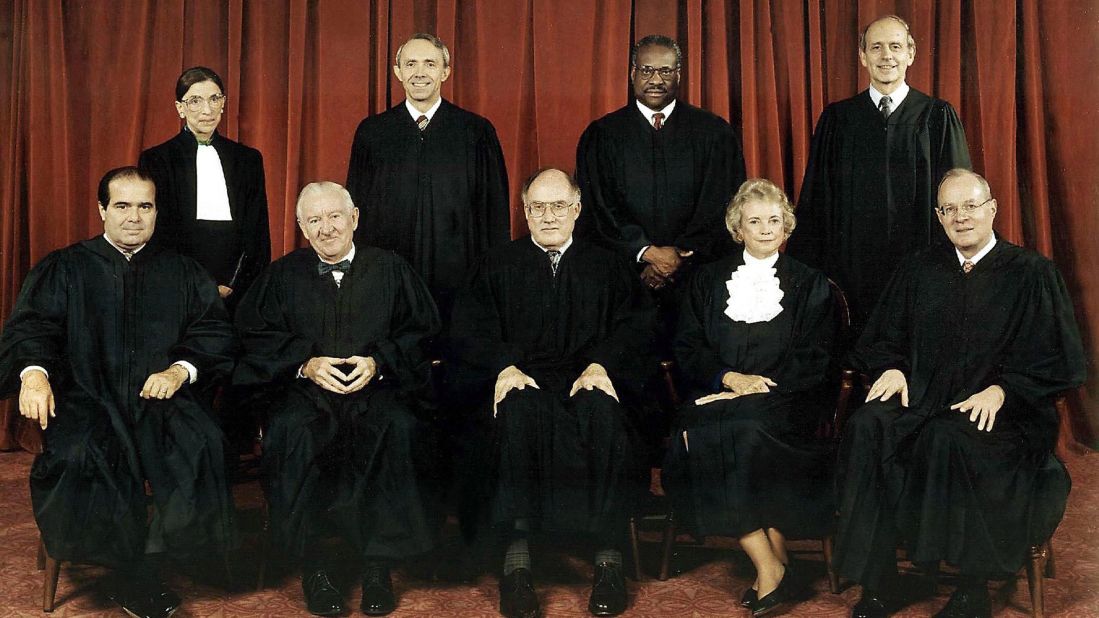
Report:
933,586,991,618
751,568,799,617
851,594,890,618
360,564,397,616
302,569,345,617
146,581,182,618
107,576,179,618
740,587,758,607
499,568,542,618
588,562,627,616
107,584,157,618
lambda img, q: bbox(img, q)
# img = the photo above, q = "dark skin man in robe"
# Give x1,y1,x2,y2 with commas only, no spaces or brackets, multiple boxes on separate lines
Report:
835,169,1085,618
346,32,510,318
0,167,238,618
787,15,971,334
234,182,440,617
448,169,656,618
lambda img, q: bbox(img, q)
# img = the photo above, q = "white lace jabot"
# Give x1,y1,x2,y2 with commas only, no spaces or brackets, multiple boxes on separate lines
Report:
724,250,784,323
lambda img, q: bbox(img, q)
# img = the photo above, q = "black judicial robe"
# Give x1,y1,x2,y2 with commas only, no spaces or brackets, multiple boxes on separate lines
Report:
233,247,441,559
346,100,510,313
838,241,1085,578
663,253,836,538
140,129,271,307
788,88,970,332
575,101,747,264
448,237,656,533
0,237,238,567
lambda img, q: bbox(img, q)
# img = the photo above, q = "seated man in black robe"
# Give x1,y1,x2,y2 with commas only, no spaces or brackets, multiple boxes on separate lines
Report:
234,181,440,617
0,166,238,618
835,169,1086,618
449,168,656,618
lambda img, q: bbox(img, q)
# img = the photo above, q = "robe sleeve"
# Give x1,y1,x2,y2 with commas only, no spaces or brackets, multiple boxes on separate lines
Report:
139,147,183,254
772,270,835,393
0,252,71,396
231,149,271,296
345,118,373,212
233,266,321,385
787,105,838,270
579,256,657,390
169,260,238,383
447,258,527,383
576,123,651,259
672,124,746,261
930,101,972,181
474,123,511,249
848,255,916,378
674,267,728,392
995,260,1086,411
369,260,440,391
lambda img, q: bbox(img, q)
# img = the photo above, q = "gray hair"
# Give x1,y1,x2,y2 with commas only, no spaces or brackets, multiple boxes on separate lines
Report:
859,15,916,53
520,168,581,204
295,181,355,218
395,33,451,68
937,168,992,199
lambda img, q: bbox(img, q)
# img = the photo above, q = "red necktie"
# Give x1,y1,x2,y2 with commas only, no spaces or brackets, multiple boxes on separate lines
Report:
962,260,974,274
652,113,664,130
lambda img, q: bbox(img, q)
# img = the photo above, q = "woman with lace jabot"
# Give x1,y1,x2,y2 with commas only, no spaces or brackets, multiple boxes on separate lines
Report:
662,178,835,617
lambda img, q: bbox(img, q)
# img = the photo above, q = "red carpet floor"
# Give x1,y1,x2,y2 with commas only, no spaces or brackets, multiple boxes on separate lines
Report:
0,449,1096,617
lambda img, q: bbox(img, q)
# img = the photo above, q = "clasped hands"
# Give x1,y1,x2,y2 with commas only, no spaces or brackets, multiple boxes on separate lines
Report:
19,363,191,430
865,368,1005,431
303,355,377,394
694,371,776,405
493,363,619,418
641,245,693,290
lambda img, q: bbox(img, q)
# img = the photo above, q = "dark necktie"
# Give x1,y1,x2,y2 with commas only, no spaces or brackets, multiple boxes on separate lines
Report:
416,114,429,131
962,260,975,274
879,95,893,120
651,112,664,130
318,259,351,276
547,250,561,276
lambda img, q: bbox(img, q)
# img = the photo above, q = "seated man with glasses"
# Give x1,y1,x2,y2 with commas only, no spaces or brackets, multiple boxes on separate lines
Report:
448,168,656,618
834,168,1085,618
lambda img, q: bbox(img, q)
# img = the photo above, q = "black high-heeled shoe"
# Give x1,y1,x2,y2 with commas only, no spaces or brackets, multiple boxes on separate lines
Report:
740,587,758,608
750,567,798,617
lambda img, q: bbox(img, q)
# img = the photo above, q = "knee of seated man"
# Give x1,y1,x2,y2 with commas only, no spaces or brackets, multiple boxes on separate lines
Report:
846,399,906,436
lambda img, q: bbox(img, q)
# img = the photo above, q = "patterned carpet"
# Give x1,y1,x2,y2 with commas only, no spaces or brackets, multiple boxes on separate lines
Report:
0,449,1096,617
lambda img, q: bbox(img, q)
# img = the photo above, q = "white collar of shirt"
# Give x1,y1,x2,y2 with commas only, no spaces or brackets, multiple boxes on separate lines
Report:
103,234,146,258
195,143,232,221
406,98,442,122
956,234,996,266
531,235,573,256
869,82,910,109
321,244,356,285
742,249,780,270
635,99,676,127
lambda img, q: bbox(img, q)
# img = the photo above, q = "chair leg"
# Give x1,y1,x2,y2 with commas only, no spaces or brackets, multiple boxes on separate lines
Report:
658,511,676,581
822,535,840,594
43,555,60,612
1026,544,1047,618
256,500,270,591
627,517,643,581
1044,539,1055,578
36,538,46,570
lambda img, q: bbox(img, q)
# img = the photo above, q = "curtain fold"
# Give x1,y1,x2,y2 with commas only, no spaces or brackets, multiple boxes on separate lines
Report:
2,0,1097,451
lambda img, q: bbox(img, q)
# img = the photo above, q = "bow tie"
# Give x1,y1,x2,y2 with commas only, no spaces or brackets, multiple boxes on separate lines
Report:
317,259,351,275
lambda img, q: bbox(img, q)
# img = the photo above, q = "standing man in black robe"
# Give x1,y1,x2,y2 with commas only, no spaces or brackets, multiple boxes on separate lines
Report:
576,34,746,338
834,169,1085,618
0,166,238,618
346,32,510,318
234,181,440,617
449,169,655,618
787,15,971,333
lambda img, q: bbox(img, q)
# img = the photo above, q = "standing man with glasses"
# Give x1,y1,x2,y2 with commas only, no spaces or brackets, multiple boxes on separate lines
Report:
346,33,510,319
448,169,655,618
788,15,971,334
834,170,1084,618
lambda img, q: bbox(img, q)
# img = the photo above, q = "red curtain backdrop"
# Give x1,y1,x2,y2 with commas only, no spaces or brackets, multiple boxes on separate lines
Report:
2,0,1097,451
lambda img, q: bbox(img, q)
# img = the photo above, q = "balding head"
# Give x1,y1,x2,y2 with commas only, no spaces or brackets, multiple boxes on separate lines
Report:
522,168,582,251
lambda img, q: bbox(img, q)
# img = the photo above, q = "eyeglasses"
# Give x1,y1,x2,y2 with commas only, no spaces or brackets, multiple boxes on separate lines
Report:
935,197,994,219
525,201,577,218
180,93,227,112
633,65,679,80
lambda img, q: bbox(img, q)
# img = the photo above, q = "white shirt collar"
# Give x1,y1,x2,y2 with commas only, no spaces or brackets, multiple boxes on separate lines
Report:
635,99,677,127
102,234,146,257
319,243,356,265
742,249,780,269
956,234,996,266
405,98,442,122
869,82,910,109
531,235,573,256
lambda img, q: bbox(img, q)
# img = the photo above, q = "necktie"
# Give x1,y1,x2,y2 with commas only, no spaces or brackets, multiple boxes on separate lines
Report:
652,112,664,130
962,260,975,274
879,95,893,120
318,259,351,276
547,250,561,276
416,115,429,131
122,250,134,262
